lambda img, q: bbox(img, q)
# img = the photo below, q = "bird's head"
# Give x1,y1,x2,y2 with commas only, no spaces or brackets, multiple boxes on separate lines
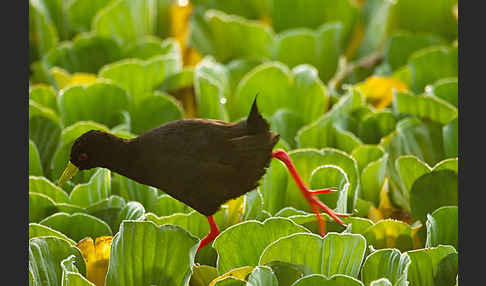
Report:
57,130,113,187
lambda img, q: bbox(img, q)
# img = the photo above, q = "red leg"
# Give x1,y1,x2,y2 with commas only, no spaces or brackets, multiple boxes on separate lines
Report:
272,150,351,236
197,216,220,251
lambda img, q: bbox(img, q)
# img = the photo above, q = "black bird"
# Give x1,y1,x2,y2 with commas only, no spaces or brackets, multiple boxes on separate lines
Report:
58,97,348,250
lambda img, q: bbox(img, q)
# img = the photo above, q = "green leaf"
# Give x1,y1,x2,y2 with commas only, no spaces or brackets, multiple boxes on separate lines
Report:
114,201,146,231
195,0,269,20
29,101,62,176
434,253,458,286
131,91,183,134
297,89,365,149
145,211,212,239
264,261,313,286
408,46,458,93
29,223,77,246
384,32,445,71
94,0,157,44
105,221,199,286
388,0,458,41
358,110,397,144
213,217,309,274
232,62,329,127
29,0,59,64
30,84,59,112
29,140,44,176
99,56,182,106
407,245,457,286
29,192,58,223
260,159,289,214
194,56,230,120
369,278,393,286
160,68,195,92
356,0,395,58
60,255,95,286
269,109,304,148
443,117,458,158
29,237,86,286
260,232,366,278
69,168,111,208
67,0,114,33
111,173,160,212
428,77,458,107
242,189,265,221
123,37,181,60
202,9,274,62
395,155,431,200
426,206,458,249
40,212,112,242
44,33,122,74
361,248,410,286
352,145,387,206
393,91,457,125
29,176,69,203
272,23,342,82
150,194,192,217
290,274,364,286
270,0,359,46
226,58,266,93
213,277,246,286
363,219,413,252
410,170,457,223
58,81,130,127
190,265,219,286
84,195,127,232
380,117,446,211
247,266,279,286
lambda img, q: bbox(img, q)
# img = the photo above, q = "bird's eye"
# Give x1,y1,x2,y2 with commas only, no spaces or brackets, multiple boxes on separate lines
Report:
79,153,88,161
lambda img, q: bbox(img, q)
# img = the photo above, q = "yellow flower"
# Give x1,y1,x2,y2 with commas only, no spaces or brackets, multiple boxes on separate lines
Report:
355,76,408,110
171,0,203,67
51,67,98,89
209,266,254,286
77,236,112,286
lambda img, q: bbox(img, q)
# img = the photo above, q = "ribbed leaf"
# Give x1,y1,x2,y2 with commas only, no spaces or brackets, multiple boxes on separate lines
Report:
105,221,199,286
260,232,366,278
29,223,77,246
213,217,309,273
363,219,414,252
40,212,112,242
69,168,111,208
361,248,410,286
58,81,130,127
29,140,44,176
290,274,364,286
426,206,458,248
29,237,86,286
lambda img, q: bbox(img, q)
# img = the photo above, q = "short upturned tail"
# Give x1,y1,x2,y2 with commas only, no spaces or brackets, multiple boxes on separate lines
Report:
247,95,270,134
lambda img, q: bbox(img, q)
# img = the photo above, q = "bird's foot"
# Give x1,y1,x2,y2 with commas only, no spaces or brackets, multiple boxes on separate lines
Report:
271,150,351,236
197,216,220,251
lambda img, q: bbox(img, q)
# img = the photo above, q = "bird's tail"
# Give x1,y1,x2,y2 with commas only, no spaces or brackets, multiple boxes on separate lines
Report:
247,95,270,134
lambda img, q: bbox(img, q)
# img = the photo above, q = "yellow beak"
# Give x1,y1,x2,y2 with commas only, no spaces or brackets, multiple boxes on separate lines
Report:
57,161,79,187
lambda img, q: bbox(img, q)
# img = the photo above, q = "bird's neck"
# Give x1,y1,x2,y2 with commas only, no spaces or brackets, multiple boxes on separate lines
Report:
94,136,139,178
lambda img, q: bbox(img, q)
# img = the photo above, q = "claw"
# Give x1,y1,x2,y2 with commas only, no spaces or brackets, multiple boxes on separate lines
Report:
272,149,350,236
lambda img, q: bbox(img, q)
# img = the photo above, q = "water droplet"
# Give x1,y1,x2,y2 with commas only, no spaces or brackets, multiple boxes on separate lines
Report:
220,97,227,104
